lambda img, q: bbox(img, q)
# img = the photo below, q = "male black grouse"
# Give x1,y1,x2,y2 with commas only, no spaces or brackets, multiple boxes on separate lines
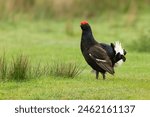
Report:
80,20,126,80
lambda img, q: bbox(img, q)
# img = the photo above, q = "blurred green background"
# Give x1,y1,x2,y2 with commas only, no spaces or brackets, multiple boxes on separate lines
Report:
0,0,149,20
0,0,150,52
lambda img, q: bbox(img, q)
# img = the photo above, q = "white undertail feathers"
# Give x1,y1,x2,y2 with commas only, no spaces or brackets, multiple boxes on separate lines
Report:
114,41,124,67
115,59,123,67
114,41,124,55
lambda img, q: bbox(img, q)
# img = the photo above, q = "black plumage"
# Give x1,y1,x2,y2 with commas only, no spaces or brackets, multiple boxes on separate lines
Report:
80,21,126,80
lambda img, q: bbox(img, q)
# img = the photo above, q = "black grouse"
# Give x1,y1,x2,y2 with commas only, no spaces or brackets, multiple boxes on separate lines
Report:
80,21,126,80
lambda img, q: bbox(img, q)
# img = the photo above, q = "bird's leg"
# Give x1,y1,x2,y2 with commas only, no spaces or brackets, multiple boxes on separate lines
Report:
96,71,99,79
102,73,106,80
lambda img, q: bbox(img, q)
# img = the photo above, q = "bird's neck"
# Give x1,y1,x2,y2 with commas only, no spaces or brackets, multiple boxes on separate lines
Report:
81,30,96,47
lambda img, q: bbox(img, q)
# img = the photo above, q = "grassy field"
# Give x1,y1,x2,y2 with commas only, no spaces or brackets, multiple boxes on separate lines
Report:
0,16,150,100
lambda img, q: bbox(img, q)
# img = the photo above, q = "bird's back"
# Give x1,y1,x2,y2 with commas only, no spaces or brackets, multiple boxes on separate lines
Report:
99,43,115,64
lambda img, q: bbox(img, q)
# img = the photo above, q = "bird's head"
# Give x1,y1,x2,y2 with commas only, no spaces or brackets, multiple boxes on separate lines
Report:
80,20,91,31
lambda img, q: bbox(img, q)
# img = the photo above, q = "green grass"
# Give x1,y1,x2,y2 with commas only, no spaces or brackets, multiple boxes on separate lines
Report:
9,55,31,81
49,61,83,78
0,15,150,100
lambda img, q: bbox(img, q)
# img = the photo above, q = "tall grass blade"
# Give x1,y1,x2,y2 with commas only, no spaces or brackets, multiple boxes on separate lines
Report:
9,55,30,81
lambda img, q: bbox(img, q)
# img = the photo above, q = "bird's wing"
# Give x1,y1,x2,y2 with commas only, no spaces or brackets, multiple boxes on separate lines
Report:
88,45,114,74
